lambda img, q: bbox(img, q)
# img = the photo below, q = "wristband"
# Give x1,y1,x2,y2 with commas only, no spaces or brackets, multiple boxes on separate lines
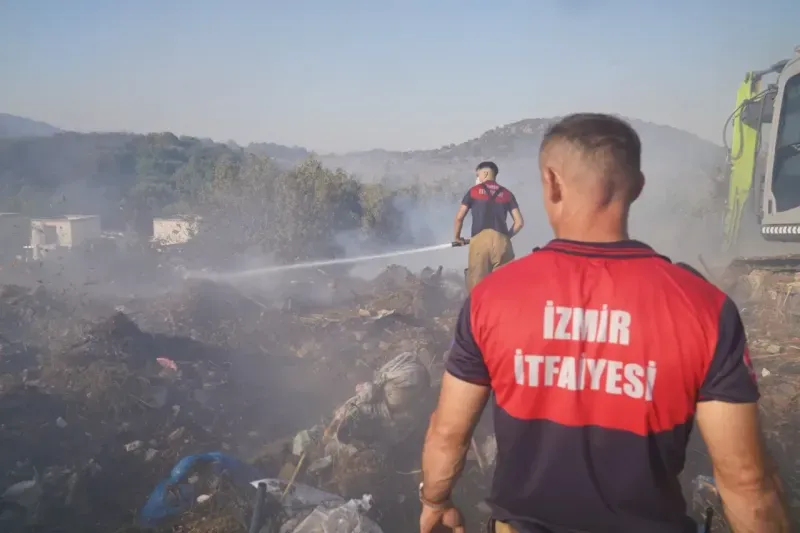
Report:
418,482,452,510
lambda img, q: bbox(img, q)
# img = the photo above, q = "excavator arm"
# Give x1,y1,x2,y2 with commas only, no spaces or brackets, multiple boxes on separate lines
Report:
723,75,762,251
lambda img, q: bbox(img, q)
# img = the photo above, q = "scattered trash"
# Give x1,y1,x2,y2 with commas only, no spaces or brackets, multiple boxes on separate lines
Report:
139,452,261,527
168,427,185,442
289,495,382,533
482,435,497,466
124,440,143,453
156,357,178,371
247,479,382,533
9,263,794,532
307,456,332,474
332,352,430,446
293,426,323,457
1,467,41,521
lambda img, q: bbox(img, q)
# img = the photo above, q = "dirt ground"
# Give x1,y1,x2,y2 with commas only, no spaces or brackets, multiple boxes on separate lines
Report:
0,262,465,533
0,258,797,532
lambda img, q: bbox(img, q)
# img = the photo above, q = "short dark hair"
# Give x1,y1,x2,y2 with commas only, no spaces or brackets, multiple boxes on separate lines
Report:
476,161,499,176
540,114,641,176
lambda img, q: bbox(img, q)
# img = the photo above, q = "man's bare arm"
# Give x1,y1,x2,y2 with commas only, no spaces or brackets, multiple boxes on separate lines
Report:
696,401,790,532
509,207,524,238
454,204,469,241
421,371,490,503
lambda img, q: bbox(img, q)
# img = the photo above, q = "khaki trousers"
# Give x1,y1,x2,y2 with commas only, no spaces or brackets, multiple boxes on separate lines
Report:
467,229,515,292
488,520,517,533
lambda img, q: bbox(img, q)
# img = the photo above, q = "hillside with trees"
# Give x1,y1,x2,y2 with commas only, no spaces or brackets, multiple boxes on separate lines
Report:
0,130,421,262
0,114,727,262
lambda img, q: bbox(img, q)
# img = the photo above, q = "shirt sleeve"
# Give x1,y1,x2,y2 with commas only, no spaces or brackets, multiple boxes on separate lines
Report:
445,296,491,385
698,296,760,403
461,189,473,208
507,192,519,211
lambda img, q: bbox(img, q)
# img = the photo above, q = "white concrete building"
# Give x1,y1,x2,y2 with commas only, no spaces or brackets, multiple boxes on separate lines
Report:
152,215,201,245
30,215,102,259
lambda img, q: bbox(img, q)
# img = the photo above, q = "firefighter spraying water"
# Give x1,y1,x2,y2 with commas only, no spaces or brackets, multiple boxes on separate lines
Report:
452,161,525,291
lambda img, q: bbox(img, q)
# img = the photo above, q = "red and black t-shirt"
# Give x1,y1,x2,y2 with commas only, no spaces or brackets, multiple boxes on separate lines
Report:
462,182,519,237
446,239,759,533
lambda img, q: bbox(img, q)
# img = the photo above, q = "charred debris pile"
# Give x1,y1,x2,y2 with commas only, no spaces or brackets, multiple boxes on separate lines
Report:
0,265,468,533
1,261,798,531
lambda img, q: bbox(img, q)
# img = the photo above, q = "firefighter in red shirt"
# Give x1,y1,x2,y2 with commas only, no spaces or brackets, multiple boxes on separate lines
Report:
419,114,790,532
454,161,524,291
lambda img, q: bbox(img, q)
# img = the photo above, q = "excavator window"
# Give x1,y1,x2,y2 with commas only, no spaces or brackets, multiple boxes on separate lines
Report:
772,73,800,212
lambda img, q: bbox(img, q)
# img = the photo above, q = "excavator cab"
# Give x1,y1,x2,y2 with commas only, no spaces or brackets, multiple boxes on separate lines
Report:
761,56,800,236
723,50,800,251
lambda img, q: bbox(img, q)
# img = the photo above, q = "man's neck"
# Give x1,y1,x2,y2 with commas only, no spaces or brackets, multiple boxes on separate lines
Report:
554,232,630,243
554,221,629,243
554,206,630,243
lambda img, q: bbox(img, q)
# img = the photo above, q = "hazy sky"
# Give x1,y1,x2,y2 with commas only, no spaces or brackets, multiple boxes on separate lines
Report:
1,0,797,153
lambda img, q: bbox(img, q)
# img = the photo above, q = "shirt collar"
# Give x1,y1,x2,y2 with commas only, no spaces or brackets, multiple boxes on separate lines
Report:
537,239,664,259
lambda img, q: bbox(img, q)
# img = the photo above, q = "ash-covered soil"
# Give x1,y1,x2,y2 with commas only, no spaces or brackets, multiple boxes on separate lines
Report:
0,263,468,533
0,259,797,532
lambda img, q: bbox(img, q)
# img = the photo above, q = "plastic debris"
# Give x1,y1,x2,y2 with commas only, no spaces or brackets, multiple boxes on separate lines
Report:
249,478,343,510
156,357,178,371
307,456,333,474
293,425,322,456
288,494,382,533
248,479,381,533
139,452,260,527
124,440,143,452
691,474,720,515
1,467,41,515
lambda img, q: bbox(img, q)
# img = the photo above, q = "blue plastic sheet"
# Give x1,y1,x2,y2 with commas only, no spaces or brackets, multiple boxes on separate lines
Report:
138,451,261,527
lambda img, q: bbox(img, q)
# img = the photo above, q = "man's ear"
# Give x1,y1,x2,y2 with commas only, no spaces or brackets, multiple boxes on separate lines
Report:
630,171,645,202
543,166,562,204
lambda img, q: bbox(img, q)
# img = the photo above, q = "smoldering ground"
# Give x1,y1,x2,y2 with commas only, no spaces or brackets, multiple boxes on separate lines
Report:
1,122,798,532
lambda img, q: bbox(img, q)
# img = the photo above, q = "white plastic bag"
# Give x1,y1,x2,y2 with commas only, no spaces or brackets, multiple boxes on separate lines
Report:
288,495,383,533
373,352,429,410
249,478,343,510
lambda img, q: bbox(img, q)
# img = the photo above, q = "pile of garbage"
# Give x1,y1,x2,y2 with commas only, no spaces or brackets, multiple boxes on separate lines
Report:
0,264,468,533
2,258,797,532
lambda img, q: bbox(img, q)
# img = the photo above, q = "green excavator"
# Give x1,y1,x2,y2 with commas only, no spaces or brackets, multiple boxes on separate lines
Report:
722,47,800,268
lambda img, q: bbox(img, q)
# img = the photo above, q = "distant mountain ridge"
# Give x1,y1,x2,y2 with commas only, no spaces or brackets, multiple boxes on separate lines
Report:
317,116,725,186
0,112,724,187
0,114,63,138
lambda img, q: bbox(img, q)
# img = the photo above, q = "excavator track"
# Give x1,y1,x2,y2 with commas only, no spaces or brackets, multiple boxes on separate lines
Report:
726,254,800,273
697,254,800,296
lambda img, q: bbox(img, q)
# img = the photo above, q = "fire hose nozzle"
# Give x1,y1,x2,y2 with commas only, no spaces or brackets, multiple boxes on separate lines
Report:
451,239,470,247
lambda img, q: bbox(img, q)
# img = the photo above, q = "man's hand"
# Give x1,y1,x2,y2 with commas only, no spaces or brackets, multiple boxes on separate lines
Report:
509,207,524,238
454,205,469,245
453,236,467,246
420,504,465,533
